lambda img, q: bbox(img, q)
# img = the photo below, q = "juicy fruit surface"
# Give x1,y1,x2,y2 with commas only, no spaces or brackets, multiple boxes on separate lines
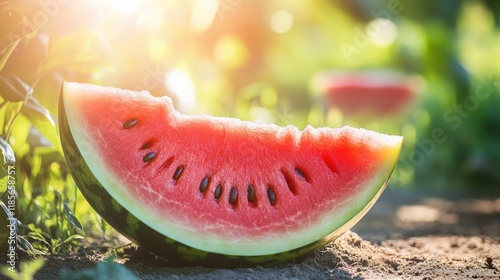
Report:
326,83,413,116
61,82,402,259
316,71,417,117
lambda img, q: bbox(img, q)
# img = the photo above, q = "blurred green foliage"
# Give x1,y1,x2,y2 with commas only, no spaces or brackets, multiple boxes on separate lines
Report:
0,0,499,257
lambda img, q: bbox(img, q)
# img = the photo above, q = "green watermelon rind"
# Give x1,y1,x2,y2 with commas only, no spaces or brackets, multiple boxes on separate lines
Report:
58,83,400,267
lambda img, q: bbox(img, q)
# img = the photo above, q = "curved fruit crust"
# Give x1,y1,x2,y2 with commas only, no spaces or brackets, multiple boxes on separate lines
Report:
59,82,402,267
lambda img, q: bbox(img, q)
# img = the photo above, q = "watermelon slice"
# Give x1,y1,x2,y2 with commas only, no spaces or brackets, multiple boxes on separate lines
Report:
313,70,419,118
59,82,402,267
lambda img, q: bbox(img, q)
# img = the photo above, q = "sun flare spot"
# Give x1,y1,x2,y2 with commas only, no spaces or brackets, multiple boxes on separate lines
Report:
97,0,144,14
165,70,197,113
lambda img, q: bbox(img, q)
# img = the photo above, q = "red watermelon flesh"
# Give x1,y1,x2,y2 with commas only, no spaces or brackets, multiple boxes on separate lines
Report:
315,71,419,117
62,82,402,256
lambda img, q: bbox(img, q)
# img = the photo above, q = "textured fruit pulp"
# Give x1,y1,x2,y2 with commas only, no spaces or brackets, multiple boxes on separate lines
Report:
323,74,414,116
326,84,413,116
66,84,401,242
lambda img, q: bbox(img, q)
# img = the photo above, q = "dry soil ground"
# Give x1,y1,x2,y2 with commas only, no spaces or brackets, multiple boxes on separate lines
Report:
4,188,500,279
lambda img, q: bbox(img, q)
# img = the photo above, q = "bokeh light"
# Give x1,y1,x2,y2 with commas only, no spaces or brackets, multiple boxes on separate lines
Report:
367,18,398,47
190,0,218,33
271,11,294,34
214,35,250,69
165,70,197,112
96,0,145,14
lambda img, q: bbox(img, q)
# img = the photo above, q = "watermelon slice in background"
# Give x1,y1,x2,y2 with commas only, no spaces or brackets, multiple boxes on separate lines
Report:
312,70,422,119
59,82,402,267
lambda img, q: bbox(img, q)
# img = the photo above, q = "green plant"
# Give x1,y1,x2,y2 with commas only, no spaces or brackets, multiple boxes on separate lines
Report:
0,1,123,259
0,258,45,280
0,63,86,255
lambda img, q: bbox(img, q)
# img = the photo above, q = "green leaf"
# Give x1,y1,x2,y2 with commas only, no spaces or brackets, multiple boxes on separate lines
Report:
17,235,36,255
0,56,62,154
1,258,45,279
53,234,84,251
27,231,50,247
0,137,15,167
22,98,54,125
20,258,45,275
63,202,84,233
7,114,31,161
21,97,61,152
40,27,111,74
27,126,52,148
0,73,31,103
0,74,56,151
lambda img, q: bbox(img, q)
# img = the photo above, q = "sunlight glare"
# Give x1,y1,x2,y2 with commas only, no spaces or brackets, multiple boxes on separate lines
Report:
271,11,294,34
97,0,144,14
214,35,249,68
367,18,398,47
165,70,197,112
137,8,163,32
190,0,219,33
396,205,440,223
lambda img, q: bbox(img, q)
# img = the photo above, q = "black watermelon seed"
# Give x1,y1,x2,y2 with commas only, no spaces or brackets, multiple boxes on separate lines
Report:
143,152,157,163
229,187,238,205
267,187,276,205
141,139,155,150
214,184,222,199
123,118,138,129
199,177,210,193
172,165,184,180
295,168,306,178
247,185,255,203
